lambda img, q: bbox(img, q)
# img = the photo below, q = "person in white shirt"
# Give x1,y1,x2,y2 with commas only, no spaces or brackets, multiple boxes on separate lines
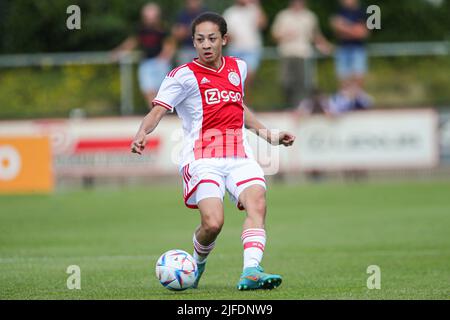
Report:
223,0,267,100
271,0,333,109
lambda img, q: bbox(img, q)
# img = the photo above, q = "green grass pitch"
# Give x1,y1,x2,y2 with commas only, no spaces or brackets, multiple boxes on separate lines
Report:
1,181,449,299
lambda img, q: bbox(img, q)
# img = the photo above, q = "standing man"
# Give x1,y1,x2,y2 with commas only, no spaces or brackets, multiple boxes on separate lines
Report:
331,0,372,109
172,0,208,65
111,3,175,110
271,0,333,109
131,12,296,290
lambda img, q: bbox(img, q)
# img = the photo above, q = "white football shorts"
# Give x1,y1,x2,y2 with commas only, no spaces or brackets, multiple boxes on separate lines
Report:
180,158,266,210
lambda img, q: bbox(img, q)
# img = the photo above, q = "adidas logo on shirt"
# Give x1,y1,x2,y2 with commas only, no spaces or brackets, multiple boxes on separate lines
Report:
200,77,211,84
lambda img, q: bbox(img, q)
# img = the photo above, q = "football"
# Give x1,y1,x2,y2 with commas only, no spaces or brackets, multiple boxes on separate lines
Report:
155,249,198,291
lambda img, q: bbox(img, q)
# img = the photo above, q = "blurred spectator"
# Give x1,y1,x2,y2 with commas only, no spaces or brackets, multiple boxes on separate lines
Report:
111,3,175,109
330,0,372,110
294,86,371,118
328,88,372,115
172,0,208,65
223,0,267,101
293,87,330,182
271,0,333,109
294,87,331,118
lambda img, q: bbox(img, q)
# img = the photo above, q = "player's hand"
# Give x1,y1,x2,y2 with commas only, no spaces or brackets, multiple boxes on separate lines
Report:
277,131,296,147
131,131,147,155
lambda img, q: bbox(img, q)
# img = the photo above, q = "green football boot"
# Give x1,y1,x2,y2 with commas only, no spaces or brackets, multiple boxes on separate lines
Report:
192,261,206,289
237,266,282,290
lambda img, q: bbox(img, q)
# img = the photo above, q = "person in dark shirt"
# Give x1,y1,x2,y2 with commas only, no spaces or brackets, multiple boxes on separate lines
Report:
172,0,208,65
330,0,372,111
112,3,176,109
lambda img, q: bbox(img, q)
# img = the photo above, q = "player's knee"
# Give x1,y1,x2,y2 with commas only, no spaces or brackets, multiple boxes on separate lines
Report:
201,215,224,236
253,197,266,217
245,188,266,216
203,221,223,236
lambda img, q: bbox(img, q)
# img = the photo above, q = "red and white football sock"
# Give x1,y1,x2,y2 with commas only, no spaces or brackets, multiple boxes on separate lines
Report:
241,228,266,270
193,233,215,265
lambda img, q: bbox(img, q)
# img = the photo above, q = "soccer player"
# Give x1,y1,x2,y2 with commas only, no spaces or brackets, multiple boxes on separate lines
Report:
131,12,295,290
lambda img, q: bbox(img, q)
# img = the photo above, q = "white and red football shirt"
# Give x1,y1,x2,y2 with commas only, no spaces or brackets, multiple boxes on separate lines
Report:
153,56,254,169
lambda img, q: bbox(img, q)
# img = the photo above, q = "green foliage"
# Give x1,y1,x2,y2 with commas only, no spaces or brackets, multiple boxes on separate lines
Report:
315,56,450,108
0,65,120,119
1,0,449,118
250,55,450,111
1,0,449,53
0,55,449,119
369,0,450,42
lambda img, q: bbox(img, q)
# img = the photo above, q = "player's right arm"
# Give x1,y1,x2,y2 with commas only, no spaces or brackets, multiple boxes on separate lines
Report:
132,65,189,154
131,105,168,155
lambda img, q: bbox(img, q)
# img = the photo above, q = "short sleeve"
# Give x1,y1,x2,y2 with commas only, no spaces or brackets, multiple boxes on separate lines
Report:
236,58,248,95
152,77,188,112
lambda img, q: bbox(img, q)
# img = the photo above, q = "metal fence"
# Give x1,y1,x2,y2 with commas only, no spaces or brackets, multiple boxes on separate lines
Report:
0,41,449,115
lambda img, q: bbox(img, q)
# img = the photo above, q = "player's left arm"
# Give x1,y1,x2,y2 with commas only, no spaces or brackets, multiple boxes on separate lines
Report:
243,104,295,147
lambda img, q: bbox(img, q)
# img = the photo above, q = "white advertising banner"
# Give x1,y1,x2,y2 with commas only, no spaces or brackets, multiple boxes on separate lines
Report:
0,117,181,176
0,109,439,177
295,110,438,170
0,115,293,177
245,113,294,175
439,111,450,164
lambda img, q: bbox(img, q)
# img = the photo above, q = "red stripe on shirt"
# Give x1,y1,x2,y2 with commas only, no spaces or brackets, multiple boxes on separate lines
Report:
152,99,173,111
188,57,247,160
168,64,187,77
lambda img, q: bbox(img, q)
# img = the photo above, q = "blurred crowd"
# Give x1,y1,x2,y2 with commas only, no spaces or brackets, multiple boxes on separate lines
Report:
111,0,373,115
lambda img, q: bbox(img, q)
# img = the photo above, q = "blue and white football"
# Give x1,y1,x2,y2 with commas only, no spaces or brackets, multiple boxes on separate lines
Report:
155,249,198,291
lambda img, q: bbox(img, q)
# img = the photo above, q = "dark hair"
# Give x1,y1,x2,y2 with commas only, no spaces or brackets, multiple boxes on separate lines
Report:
191,12,227,37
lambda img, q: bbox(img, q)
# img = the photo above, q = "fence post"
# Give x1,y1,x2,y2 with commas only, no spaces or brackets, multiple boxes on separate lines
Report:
310,55,318,89
304,57,316,95
119,53,134,116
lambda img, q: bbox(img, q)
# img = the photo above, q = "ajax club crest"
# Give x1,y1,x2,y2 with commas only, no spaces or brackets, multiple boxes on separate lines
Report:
228,71,240,86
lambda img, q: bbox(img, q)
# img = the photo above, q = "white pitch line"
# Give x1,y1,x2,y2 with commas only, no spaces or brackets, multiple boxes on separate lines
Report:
0,255,159,264
0,253,234,264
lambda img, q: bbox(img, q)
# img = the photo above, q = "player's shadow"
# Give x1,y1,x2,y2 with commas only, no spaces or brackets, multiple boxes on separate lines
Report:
158,289,198,296
157,284,234,296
